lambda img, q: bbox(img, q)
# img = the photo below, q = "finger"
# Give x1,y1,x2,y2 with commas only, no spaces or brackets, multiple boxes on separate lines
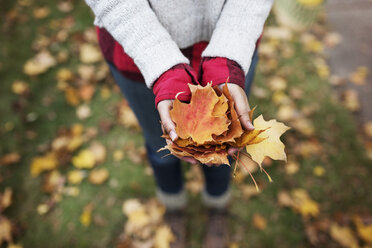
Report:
158,101,178,141
229,88,255,131
181,157,199,164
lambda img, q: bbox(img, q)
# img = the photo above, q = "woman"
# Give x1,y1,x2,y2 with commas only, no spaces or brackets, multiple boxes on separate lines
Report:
84,1,273,247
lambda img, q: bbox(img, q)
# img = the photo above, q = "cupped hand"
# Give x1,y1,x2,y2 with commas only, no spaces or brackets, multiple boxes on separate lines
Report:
157,99,199,164
219,83,255,156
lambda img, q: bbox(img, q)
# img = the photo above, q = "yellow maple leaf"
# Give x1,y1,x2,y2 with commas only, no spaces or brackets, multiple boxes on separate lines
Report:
154,225,175,248
291,189,319,218
330,223,359,248
80,204,94,227
72,150,96,169
354,216,372,245
245,115,290,167
67,170,85,184
30,152,58,177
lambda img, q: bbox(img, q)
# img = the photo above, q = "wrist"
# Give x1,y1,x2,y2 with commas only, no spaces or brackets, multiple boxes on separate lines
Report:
153,63,198,107
199,57,245,89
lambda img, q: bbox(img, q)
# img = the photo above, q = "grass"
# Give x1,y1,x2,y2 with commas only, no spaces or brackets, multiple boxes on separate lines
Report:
1,1,371,247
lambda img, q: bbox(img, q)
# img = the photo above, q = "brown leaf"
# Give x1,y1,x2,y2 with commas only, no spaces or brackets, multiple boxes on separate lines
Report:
0,153,20,166
252,214,267,230
78,84,95,101
0,216,13,244
0,188,12,212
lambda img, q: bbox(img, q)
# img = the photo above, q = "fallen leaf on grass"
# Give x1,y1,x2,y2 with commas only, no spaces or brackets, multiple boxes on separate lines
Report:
64,87,80,106
0,216,13,245
76,104,92,120
285,161,299,175
42,170,65,193
79,44,102,64
154,225,175,248
278,189,319,218
354,216,372,245
0,188,12,212
23,50,56,76
342,90,360,112
117,101,140,130
268,76,287,91
11,80,29,95
329,223,359,248
252,214,267,230
89,141,106,164
0,153,20,166
58,1,73,12
67,170,85,185
80,204,94,227
323,32,342,48
72,149,95,169
30,152,58,177
313,166,326,177
291,189,320,218
33,6,50,19
113,149,124,162
88,168,109,185
349,66,369,85
78,84,95,101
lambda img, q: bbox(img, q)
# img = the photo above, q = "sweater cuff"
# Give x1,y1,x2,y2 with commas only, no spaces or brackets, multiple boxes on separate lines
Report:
153,64,198,107
199,57,245,89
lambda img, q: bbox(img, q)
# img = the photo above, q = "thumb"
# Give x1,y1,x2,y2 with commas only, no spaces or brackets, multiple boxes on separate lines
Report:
157,100,178,141
228,85,255,131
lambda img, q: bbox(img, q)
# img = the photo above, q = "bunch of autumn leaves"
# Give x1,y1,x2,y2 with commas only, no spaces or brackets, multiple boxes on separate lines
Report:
161,83,290,168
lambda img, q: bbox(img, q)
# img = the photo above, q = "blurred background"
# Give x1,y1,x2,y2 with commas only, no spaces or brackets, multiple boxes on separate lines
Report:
1,0,372,247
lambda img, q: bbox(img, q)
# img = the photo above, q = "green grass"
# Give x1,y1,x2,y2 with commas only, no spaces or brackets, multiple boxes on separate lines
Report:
1,1,371,248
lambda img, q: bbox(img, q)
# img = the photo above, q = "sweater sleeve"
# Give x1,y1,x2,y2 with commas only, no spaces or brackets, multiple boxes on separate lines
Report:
202,0,273,74
85,0,189,87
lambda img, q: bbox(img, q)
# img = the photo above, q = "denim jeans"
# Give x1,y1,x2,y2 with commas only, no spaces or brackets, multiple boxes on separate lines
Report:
108,50,258,208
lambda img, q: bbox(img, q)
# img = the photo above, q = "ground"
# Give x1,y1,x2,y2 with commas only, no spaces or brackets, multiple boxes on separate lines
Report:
0,1,372,248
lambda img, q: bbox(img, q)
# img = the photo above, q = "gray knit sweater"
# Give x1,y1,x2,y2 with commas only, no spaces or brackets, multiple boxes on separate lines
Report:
85,0,273,87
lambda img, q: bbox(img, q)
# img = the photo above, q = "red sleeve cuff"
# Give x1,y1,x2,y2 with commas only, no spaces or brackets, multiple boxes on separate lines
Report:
153,64,198,107
199,57,245,89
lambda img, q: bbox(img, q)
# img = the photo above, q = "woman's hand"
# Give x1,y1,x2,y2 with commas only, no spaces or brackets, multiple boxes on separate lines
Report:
219,83,255,156
157,99,199,164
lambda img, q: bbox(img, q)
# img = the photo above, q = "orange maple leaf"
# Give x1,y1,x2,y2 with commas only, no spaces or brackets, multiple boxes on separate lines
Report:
170,84,230,145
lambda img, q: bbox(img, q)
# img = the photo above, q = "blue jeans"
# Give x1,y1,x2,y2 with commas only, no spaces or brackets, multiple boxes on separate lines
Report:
108,51,258,204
